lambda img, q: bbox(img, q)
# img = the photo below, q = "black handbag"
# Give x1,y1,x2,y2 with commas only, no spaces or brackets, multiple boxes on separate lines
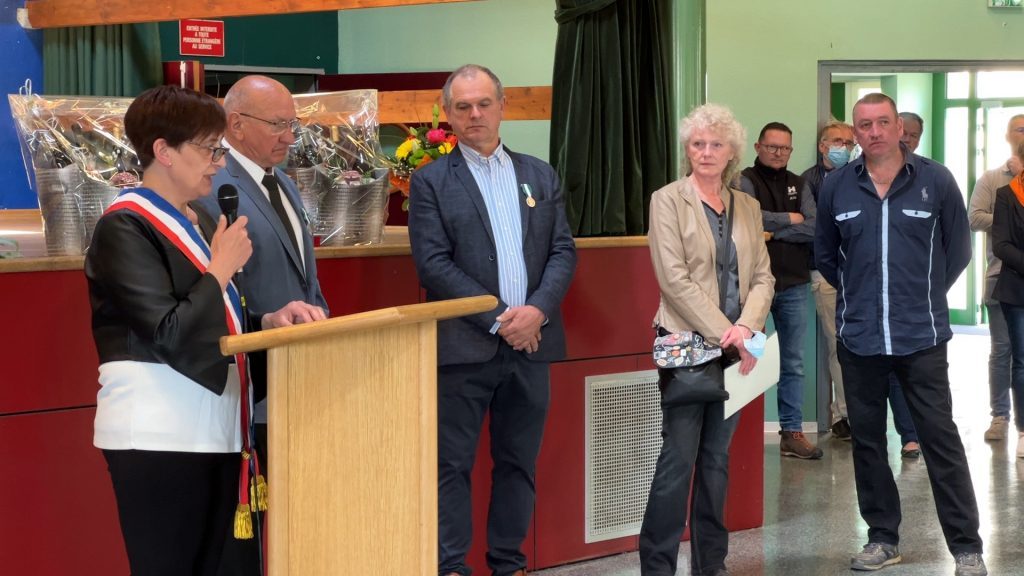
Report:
655,192,736,407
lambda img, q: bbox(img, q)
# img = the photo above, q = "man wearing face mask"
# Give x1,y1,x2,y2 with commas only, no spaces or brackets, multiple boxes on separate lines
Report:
740,122,822,460
801,120,856,440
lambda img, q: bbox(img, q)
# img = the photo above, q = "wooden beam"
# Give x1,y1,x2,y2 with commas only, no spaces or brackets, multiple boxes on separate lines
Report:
378,86,552,124
21,0,478,29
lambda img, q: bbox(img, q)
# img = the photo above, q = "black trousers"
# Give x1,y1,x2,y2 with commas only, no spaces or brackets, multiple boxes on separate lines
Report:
639,400,740,576
103,449,240,576
437,344,550,576
838,342,982,555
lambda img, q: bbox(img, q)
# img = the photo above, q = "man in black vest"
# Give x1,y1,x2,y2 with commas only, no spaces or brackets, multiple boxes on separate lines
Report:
740,122,822,459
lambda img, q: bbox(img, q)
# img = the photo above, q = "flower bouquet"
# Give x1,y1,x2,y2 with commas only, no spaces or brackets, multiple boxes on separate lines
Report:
388,103,457,210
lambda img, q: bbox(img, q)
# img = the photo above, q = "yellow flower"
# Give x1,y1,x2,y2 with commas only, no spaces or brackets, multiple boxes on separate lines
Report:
439,141,454,154
397,136,417,158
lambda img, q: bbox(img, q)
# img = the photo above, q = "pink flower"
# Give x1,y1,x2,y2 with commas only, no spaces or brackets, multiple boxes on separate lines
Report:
426,128,447,144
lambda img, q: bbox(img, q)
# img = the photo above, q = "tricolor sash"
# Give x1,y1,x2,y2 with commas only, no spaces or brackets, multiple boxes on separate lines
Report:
104,187,266,538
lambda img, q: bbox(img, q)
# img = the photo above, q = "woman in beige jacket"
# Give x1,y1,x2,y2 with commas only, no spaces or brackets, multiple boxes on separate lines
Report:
640,104,774,576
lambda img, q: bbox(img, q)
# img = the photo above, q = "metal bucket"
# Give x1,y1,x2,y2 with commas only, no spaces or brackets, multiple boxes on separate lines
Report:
318,168,389,247
287,166,330,235
35,166,118,256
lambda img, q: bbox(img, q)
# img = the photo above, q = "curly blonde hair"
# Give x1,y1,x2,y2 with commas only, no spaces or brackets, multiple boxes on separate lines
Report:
678,103,747,185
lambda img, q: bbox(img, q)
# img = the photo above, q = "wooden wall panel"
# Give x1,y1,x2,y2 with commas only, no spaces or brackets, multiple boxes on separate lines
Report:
22,0,478,29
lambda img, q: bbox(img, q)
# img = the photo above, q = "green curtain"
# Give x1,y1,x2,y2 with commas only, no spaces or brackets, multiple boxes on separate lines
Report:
43,24,161,97
549,0,674,236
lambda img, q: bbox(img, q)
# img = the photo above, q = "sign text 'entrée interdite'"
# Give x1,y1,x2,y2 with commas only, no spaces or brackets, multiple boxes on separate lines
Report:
179,19,225,58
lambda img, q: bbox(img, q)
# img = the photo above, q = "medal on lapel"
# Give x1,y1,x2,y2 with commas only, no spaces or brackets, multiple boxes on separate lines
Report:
521,183,536,208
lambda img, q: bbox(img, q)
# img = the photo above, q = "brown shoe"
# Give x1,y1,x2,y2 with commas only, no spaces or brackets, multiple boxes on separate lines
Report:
985,416,1009,441
780,430,823,459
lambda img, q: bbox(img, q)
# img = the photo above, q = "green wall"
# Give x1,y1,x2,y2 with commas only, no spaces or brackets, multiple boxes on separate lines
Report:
337,0,557,161
158,13,340,75
706,0,1021,174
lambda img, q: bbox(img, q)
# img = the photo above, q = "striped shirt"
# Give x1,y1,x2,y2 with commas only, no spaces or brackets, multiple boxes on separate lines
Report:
462,144,528,328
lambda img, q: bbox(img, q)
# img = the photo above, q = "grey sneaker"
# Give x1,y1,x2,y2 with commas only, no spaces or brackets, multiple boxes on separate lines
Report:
954,552,987,576
851,542,902,571
984,416,1009,441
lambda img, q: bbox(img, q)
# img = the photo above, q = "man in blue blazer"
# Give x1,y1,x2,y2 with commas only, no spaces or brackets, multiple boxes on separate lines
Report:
199,75,328,447
409,65,576,576
201,75,328,576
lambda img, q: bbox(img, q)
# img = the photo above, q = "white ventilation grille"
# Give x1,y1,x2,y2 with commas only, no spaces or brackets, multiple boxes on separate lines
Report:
585,369,663,543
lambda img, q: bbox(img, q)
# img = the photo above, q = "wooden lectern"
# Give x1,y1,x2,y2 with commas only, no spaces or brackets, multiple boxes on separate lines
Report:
220,295,498,575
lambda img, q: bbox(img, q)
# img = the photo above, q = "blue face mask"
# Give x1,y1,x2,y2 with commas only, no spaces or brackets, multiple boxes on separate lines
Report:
827,145,851,168
743,331,767,359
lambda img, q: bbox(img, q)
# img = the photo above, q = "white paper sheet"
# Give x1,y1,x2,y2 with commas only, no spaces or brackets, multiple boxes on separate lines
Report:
723,332,780,419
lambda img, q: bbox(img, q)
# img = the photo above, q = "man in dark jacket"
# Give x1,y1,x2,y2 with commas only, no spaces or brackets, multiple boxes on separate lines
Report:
816,93,985,576
408,64,576,576
740,122,822,460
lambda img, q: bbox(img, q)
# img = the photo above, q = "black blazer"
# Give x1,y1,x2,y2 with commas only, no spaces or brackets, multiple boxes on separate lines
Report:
408,145,577,366
85,202,234,395
992,184,1024,306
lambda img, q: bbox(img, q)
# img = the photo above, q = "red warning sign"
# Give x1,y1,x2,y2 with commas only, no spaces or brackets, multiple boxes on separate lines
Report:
179,19,225,58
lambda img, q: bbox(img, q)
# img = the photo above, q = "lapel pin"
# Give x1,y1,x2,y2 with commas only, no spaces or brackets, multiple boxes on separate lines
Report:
521,183,536,208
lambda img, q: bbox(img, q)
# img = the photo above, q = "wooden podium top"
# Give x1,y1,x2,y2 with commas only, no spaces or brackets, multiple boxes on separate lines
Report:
220,295,497,355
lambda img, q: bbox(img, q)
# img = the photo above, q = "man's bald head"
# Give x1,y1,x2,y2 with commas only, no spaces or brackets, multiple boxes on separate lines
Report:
223,75,298,169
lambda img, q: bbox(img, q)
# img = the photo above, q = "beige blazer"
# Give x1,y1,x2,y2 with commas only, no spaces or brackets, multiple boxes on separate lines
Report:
648,177,775,346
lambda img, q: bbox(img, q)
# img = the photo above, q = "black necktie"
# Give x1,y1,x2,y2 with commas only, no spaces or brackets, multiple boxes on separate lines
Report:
262,173,301,258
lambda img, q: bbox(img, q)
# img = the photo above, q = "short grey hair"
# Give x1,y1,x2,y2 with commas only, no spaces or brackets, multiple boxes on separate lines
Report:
678,103,747,185
899,111,924,128
818,118,854,141
441,64,504,108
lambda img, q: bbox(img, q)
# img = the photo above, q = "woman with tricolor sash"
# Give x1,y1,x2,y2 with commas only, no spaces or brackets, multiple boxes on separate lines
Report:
85,85,310,576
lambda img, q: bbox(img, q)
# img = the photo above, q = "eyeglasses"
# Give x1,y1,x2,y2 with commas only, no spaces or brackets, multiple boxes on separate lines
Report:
238,112,301,135
186,141,229,162
824,137,856,148
760,144,793,155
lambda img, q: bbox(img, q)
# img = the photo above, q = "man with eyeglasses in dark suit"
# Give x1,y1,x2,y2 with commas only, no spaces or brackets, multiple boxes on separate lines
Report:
199,75,328,576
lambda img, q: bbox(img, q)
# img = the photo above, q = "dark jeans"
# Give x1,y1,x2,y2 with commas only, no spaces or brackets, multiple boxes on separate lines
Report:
987,302,1013,418
888,375,919,444
437,344,550,576
771,283,808,431
997,302,1024,431
639,400,740,576
104,449,240,576
838,342,982,555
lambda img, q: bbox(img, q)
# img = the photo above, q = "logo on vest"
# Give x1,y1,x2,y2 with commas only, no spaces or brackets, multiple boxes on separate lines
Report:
921,187,929,201
787,185,797,198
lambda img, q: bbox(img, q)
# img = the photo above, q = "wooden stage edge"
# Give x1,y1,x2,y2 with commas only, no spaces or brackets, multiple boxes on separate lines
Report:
0,209,647,274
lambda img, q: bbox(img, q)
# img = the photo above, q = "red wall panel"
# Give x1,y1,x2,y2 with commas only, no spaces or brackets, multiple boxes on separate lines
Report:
560,247,660,361
0,271,98,414
0,408,127,575
0,244,763,574
315,255,421,316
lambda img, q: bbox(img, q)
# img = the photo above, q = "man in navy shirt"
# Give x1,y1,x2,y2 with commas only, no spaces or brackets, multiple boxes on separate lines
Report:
815,93,985,576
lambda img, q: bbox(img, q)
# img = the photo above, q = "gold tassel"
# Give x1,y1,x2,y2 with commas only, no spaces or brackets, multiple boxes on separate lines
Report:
254,474,268,512
233,503,253,539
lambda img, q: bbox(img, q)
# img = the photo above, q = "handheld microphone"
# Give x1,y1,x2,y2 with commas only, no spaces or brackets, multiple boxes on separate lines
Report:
217,184,239,226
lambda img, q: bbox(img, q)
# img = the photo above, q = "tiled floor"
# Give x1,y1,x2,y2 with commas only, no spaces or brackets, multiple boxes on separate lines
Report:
534,332,1024,575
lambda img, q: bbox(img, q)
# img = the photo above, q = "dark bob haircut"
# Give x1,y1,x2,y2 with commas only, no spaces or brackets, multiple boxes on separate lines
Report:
124,84,226,169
